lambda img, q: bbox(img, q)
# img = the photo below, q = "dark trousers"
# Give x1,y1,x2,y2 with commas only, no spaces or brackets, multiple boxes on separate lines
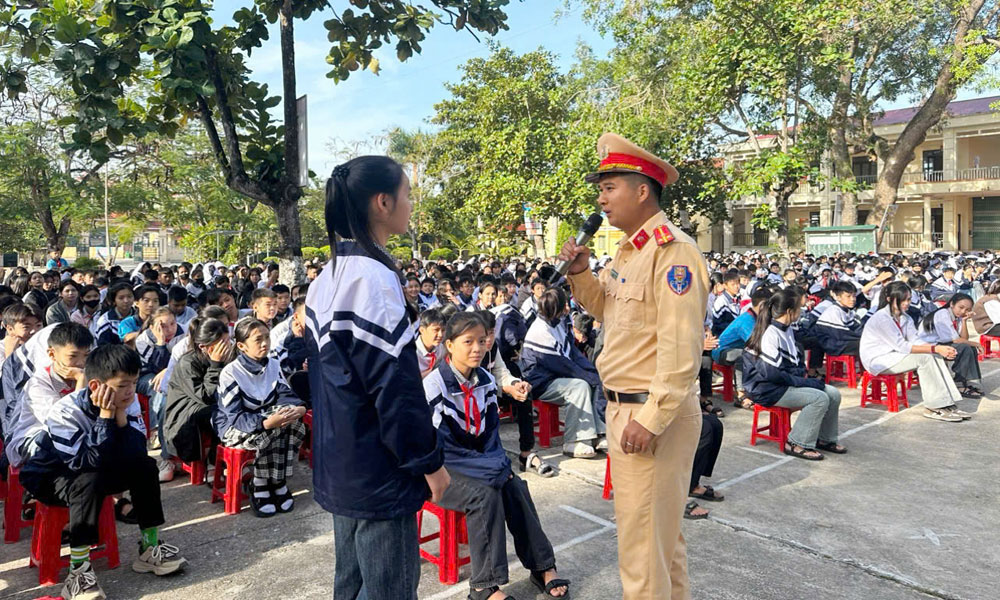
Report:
333,513,420,600
172,405,219,464
511,397,535,453
698,352,713,397
289,371,312,408
941,342,981,385
800,335,825,368
20,454,164,548
690,414,724,492
437,472,556,589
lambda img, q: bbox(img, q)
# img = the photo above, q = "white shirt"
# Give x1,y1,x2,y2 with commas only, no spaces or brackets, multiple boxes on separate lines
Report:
860,307,918,375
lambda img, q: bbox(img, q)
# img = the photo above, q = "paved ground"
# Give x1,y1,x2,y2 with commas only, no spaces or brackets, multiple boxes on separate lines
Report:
3,360,998,600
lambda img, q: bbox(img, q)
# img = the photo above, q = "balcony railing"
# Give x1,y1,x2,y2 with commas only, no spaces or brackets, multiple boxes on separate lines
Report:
887,232,922,249
932,233,944,248
733,232,770,247
853,174,878,185
901,166,1000,184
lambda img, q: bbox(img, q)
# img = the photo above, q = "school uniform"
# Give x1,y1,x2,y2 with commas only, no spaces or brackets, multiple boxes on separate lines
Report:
418,292,440,312
930,276,958,300
860,307,961,409
814,303,863,356
520,296,540,326
808,276,832,295
269,318,308,380
918,308,981,386
6,367,75,468
164,350,224,463
710,291,740,337
173,306,198,329
215,353,307,482
92,308,132,346
19,388,163,550
424,361,556,590
415,335,445,375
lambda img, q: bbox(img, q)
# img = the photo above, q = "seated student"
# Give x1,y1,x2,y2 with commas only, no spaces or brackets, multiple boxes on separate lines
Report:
418,277,439,310
135,306,183,478
45,280,81,326
215,318,307,518
268,298,310,405
906,275,932,325
205,287,240,328
243,287,278,327
403,275,421,308
711,270,741,337
814,281,864,358
423,312,569,600
970,279,1000,337
697,330,724,418
519,278,548,327
19,345,187,600
808,268,835,296
469,281,497,312
416,308,446,378
1,304,44,477
164,316,231,465
860,281,971,423
917,292,983,398
684,413,724,521
712,285,772,409
492,283,528,367
521,287,606,459
742,288,846,461
930,266,959,300
166,286,197,329
71,285,102,330
118,284,161,346
92,282,134,345
455,275,476,310
271,284,293,324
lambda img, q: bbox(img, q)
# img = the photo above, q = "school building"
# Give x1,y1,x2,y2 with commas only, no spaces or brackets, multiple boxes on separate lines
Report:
701,95,1000,253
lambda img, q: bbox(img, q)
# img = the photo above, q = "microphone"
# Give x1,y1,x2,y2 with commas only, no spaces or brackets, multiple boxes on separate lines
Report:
552,212,604,281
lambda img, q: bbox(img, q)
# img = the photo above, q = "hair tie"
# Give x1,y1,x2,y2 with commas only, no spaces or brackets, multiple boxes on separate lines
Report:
332,164,350,179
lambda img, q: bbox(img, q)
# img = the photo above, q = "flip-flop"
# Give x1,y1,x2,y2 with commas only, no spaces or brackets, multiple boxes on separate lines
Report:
115,498,139,524
816,441,848,454
689,485,725,502
684,501,709,520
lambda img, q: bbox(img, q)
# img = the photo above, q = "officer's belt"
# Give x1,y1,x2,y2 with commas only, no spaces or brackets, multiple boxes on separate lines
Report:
604,389,648,404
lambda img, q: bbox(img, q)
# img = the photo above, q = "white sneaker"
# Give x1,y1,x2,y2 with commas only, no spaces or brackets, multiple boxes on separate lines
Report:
157,458,175,483
595,437,609,452
132,541,188,576
61,562,106,600
563,441,597,459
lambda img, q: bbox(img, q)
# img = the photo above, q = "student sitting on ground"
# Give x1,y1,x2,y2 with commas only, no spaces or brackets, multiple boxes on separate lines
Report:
19,344,187,600
215,318,307,518
930,266,959,300
917,292,983,398
424,312,569,600
860,281,972,423
521,287,606,459
416,307,446,378
164,316,232,467
118,284,161,346
814,281,864,358
712,285,772,409
742,288,847,461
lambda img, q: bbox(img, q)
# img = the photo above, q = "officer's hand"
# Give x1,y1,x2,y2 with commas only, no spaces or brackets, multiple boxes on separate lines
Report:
621,418,654,454
557,239,591,275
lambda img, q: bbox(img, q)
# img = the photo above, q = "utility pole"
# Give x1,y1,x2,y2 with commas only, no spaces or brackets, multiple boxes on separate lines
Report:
104,167,111,266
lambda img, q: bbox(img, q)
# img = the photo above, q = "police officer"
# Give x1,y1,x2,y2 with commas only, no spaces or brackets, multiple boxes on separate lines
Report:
558,133,708,599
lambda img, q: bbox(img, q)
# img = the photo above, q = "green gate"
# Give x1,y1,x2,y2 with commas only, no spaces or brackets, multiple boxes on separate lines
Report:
972,197,1000,250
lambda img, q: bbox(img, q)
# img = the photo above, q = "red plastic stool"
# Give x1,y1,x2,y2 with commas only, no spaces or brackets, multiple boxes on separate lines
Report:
136,393,153,440
750,405,792,448
860,372,909,412
825,354,859,388
980,335,1000,359
533,400,565,449
0,441,7,500
210,445,256,515
299,409,314,468
417,501,470,585
711,362,737,403
907,372,919,389
172,434,214,486
4,466,34,543
602,454,613,500
30,497,119,586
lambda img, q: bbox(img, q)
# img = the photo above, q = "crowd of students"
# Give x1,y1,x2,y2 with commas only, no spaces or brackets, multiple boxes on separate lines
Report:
0,242,995,599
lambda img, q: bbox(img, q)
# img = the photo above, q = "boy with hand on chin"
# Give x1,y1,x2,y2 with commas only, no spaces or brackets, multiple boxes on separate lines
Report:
19,345,187,600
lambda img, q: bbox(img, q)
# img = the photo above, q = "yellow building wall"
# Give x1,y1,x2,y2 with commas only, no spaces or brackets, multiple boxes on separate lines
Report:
894,203,923,233
959,136,1000,170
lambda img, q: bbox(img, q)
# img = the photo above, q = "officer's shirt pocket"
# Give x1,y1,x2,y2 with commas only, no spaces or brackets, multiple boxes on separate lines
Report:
615,283,645,331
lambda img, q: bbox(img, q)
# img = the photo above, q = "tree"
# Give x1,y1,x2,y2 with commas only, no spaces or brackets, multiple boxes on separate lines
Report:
1,0,511,282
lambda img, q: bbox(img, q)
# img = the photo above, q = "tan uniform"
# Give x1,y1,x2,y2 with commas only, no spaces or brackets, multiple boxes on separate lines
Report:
568,211,708,600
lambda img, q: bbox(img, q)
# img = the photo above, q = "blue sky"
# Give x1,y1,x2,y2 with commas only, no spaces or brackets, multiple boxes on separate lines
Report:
218,0,611,176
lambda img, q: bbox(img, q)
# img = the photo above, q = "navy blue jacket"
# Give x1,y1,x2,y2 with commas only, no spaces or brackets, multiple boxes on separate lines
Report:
814,303,863,355
305,243,444,519
214,353,302,437
520,317,601,397
743,322,824,406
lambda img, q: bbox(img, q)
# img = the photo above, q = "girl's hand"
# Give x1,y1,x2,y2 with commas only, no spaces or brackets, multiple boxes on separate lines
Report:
151,368,167,391
263,410,288,430
703,334,719,351
425,466,451,504
151,321,167,345
935,345,958,360
207,339,232,363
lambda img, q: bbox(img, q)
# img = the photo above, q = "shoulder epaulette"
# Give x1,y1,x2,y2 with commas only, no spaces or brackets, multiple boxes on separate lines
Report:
653,224,674,247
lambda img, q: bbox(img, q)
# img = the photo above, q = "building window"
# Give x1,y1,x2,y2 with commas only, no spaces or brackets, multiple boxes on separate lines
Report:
852,156,877,183
858,210,871,224
809,212,820,227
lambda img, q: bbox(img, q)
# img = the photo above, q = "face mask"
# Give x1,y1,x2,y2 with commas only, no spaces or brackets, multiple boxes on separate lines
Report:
83,298,100,309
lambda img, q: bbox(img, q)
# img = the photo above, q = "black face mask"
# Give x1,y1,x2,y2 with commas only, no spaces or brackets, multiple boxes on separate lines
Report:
83,298,100,309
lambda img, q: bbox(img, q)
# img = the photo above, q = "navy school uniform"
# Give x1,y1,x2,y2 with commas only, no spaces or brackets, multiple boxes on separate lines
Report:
213,353,303,439
743,322,823,406
711,291,740,337
92,308,132,346
135,327,184,378
814,303,863,356
305,242,443,519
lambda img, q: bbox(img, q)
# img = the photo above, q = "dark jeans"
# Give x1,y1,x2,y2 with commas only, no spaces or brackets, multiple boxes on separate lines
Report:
941,342,981,385
20,454,164,547
437,472,555,589
332,513,420,600
509,397,535,453
690,414,724,493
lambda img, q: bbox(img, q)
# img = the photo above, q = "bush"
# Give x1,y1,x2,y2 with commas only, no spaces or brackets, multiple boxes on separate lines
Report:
72,256,102,270
261,256,280,263
391,246,413,260
428,247,457,261
300,246,327,261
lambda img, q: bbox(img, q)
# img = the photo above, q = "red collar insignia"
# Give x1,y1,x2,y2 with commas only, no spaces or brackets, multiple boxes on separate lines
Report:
653,225,674,246
631,229,650,250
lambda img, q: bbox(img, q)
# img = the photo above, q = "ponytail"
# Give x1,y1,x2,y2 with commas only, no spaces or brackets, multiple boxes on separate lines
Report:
745,288,798,355
920,292,973,333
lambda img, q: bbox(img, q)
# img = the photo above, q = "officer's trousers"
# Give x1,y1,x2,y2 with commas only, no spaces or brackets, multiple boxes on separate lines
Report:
607,396,701,600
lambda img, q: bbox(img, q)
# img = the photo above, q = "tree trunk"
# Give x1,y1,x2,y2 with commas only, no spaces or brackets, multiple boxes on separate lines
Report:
771,191,790,255
829,130,857,226
274,197,304,285
867,0,992,244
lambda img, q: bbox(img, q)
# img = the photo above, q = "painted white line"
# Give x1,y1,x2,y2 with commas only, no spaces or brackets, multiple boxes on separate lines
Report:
559,504,616,529
552,525,615,552
838,409,902,439
714,457,792,491
737,445,784,459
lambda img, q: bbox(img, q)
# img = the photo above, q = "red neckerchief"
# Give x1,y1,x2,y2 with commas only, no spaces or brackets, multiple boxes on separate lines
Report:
45,366,74,395
427,352,437,371
892,314,905,336
460,382,481,434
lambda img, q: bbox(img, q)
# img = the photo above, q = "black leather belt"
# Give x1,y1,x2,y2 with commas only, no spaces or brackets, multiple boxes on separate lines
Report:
605,389,649,404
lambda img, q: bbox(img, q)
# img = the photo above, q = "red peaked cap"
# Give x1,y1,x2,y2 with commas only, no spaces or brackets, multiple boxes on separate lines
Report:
584,133,679,188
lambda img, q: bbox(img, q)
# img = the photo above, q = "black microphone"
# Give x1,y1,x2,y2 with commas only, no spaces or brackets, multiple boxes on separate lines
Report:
552,212,604,281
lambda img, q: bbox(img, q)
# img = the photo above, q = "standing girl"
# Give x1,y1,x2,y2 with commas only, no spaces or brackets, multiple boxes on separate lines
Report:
306,156,449,600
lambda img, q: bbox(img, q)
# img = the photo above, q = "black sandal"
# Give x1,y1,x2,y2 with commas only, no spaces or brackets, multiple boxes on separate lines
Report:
519,452,556,478
960,387,983,399
530,571,570,599
250,481,278,518
689,485,725,502
114,497,139,524
684,500,708,520
700,398,724,418
816,441,848,454
272,479,295,513
468,585,516,600
783,442,824,461
733,392,754,410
